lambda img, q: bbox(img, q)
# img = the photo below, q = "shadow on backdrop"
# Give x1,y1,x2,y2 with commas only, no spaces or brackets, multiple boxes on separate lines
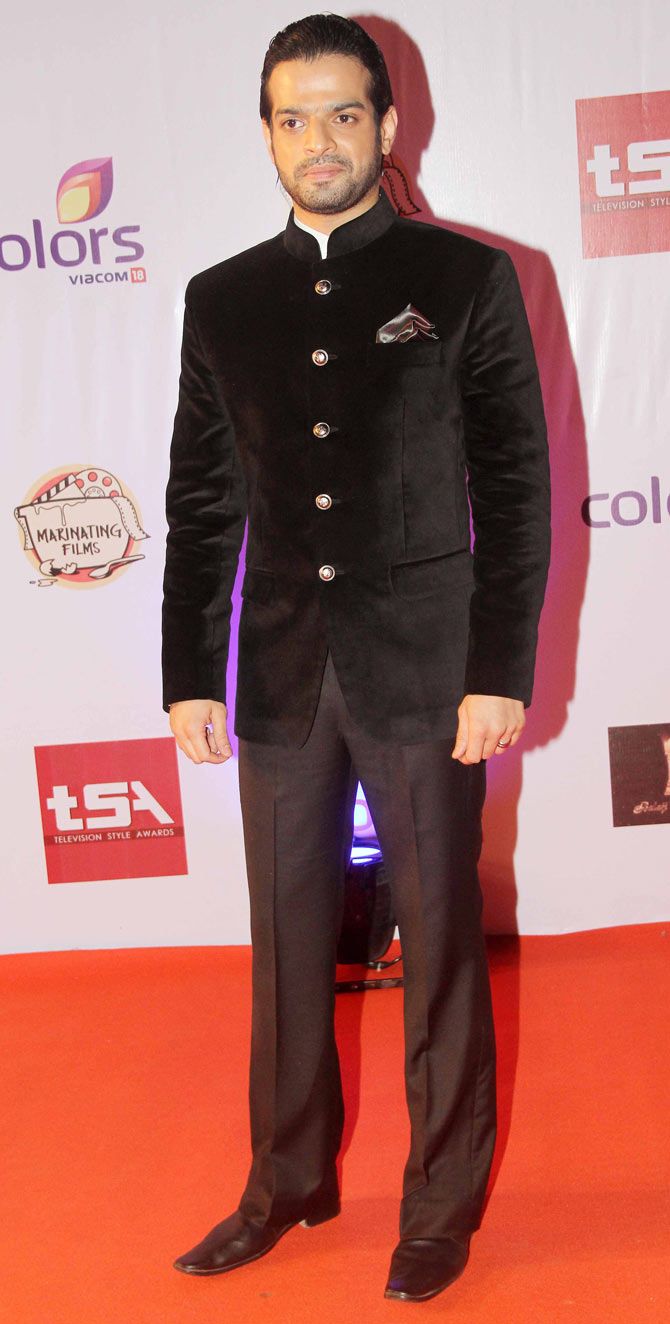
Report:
337,13,589,1203
356,10,589,930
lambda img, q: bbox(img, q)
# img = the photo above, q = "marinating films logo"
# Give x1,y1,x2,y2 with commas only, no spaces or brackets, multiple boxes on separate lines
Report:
0,156,146,284
576,90,670,258
34,738,187,884
608,724,670,827
15,464,148,587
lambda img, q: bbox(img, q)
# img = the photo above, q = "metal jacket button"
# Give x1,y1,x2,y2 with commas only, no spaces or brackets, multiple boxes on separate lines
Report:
314,279,332,295
312,422,331,438
315,493,332,510
319,564,335,581
312,348,329,366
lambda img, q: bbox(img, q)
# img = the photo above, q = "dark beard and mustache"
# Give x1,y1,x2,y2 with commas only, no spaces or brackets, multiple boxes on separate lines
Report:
273,137,384,216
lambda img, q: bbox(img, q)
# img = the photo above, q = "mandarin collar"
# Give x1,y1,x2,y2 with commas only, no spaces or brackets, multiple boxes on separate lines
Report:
283,187,398,261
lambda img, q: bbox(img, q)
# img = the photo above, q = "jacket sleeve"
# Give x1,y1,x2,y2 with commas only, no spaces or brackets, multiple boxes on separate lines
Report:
460,248,551,706
161,282,247,711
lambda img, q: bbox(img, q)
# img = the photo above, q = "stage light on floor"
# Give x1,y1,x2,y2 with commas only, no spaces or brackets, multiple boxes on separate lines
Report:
349,843,382,863
336,835,403,993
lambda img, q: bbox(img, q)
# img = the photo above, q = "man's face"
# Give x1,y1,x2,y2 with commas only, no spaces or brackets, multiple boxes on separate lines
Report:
261,53,397,216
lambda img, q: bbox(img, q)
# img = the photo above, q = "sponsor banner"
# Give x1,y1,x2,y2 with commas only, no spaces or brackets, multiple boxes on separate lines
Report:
15,464,148,586
581,475,670,528
3,2,670,949
608,724,670,827
576,90,670,258
0,155,147,284
34,738,187,883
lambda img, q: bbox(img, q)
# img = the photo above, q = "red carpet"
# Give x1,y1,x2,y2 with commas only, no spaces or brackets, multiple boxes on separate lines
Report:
2,924,669,1322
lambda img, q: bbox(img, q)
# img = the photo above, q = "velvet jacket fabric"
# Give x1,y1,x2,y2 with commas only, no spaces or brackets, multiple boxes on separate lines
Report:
161,188,551,746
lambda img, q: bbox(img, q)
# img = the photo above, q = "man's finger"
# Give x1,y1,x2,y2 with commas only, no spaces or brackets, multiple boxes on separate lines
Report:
492,728,513,756
493,725,524,755
175,731,205,764
210,717,233,761
169,715,200,764
482,732,503,760
451,708,469,760
203,729,227,762
460,727,486,765
185,723,218,763
171,721,229,765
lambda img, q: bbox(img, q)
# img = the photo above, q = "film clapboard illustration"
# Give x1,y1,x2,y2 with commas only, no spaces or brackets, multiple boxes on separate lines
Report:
15,465,148,587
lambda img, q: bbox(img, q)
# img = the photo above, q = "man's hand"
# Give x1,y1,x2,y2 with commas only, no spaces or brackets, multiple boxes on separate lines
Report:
169,699,232,765
452,694,525,764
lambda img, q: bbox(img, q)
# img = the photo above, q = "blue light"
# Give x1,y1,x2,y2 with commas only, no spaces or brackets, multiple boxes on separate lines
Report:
350,843,382,863
353,782,379,843
353,802,369,829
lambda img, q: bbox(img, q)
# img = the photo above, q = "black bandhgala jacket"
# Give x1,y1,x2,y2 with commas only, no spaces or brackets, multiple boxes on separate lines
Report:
161,188,551,746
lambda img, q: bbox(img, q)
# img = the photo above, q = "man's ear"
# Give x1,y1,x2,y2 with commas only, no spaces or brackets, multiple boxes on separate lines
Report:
261,119,275,164
380,104,398,156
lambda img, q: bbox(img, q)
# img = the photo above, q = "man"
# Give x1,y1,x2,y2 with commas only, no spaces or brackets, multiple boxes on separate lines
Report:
162,13,550,1304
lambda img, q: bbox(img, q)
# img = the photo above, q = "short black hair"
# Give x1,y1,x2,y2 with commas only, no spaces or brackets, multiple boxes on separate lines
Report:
260,12,394,126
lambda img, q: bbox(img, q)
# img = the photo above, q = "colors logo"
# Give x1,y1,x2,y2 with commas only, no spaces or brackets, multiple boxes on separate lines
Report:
581,475,669,527
0,156,145,277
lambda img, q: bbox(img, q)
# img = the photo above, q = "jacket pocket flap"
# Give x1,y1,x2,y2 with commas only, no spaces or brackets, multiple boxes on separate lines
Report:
366,339,444,368
241,567,276,603
390,549,474,599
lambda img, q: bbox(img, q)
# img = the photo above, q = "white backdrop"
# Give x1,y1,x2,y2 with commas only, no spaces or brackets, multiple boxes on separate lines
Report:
2,0,668,953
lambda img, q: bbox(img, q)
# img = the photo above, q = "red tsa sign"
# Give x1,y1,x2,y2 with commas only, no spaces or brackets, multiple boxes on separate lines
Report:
576,90,670,258
34,737,187,884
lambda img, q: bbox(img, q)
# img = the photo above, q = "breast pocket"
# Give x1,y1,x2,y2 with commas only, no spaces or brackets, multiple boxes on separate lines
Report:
390,548,474,600
241,567,276,604
366,339,445,373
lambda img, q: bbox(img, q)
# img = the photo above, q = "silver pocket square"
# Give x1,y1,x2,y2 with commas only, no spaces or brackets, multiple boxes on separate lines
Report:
375,302,439,343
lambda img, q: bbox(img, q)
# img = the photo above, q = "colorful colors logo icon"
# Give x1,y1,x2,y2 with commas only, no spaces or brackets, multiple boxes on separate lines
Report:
56,157,114,224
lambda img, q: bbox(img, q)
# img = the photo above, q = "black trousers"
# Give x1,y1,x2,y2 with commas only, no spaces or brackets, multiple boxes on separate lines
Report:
236,650,497,1240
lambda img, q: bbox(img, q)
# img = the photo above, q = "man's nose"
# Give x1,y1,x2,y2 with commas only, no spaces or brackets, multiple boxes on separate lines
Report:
303,116,337,155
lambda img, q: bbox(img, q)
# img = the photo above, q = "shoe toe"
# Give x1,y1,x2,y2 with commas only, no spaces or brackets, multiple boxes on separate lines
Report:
384,1235,470,1301
172,1197,340,1276
173,1212,252,1274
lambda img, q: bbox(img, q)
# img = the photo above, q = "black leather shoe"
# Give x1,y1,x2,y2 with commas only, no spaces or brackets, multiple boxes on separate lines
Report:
173,1203,340,1276
384,1234,471,1301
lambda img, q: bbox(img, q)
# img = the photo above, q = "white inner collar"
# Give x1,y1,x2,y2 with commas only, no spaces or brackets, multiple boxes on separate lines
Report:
293,213,329,260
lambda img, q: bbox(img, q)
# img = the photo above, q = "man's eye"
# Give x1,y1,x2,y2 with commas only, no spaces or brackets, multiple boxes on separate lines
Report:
336,114,356,123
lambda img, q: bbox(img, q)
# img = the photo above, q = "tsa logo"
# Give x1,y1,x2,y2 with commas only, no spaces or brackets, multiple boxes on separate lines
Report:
34,738,188,884
14,464,148,587
575,90,670,258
